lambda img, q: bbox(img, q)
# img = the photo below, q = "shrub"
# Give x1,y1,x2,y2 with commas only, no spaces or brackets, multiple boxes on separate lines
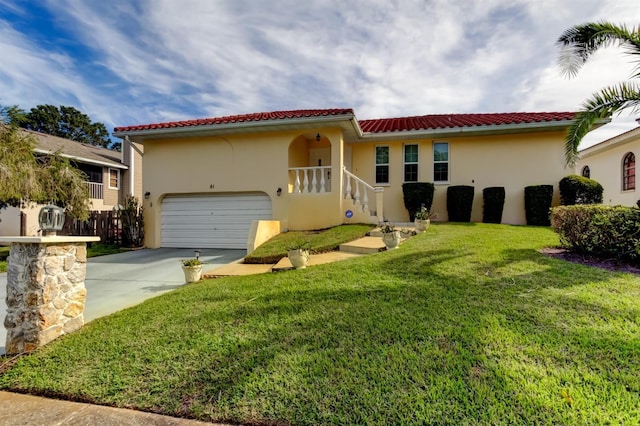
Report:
524,185,553,226
559,175,603,205
551,205,640,262
482,187,505,224
402,182,435,221
447,185,474,222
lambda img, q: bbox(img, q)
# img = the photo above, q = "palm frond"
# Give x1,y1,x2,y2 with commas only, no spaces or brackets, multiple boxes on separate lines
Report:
557,21,640,78
564,82,640,166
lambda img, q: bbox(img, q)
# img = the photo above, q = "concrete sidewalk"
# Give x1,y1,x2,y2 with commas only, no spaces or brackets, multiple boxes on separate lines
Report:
0,391,225,425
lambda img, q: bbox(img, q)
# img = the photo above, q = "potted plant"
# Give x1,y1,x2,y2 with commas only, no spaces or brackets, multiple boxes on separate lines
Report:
414,204,437,233
181,258,203,283
286,241,311,269
379,222,402,249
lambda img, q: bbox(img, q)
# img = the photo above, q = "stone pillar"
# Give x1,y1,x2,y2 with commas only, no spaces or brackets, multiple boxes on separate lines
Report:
1,236,99,355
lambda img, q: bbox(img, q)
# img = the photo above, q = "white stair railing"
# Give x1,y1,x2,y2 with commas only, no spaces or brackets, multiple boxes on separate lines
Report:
342,167,384,221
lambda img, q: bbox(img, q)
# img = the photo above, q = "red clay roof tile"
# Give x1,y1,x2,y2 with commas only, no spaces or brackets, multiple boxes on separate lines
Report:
359,112,575,133
114,109,575,134
113,108,355,132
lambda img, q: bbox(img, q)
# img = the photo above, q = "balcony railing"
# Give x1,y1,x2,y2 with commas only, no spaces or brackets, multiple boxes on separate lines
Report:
289,166,332,193
85,181,104,200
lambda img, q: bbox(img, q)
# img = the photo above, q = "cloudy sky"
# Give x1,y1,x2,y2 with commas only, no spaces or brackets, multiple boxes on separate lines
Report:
1,0,639,148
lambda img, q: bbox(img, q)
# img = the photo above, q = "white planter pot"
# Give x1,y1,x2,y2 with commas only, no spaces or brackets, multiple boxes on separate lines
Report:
182,265,203,283
414,218,430,233
382,231,401,249
288,249,310,269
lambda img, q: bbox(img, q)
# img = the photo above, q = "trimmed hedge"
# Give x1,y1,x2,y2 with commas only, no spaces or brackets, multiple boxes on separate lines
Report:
482,187,505,224
447,185,474,222
525,185,553,226
551,205,640,262
559,175,603,205
402,182,435,221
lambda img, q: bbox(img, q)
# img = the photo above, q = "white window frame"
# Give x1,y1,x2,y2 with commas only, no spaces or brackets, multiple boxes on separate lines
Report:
375,145,390,185
433,142,449,183
403,144,419,183
108,168,120,190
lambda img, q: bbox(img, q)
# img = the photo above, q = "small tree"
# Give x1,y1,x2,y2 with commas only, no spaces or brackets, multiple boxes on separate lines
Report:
0,123,90,221
120,195,144,247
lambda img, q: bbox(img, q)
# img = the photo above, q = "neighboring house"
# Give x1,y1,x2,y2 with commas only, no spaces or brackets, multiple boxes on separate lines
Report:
114,108,596,250
0,129,143,236
577,125,640,206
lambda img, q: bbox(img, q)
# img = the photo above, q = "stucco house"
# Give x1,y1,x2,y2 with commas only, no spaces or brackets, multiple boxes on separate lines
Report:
577,125,640,206
114,108,598,251
0,129,143,236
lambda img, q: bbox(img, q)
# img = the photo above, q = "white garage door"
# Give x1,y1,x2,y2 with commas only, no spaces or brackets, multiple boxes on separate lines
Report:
161,193,272,249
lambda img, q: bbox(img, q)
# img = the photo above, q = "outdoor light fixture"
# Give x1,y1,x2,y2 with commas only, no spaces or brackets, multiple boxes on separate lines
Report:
316,133,321,142
144,191,150,199
276,187,282,197
38,205,65,236
194,250,201,260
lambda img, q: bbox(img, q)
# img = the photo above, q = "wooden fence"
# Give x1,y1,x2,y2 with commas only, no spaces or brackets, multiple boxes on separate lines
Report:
61,210,123,245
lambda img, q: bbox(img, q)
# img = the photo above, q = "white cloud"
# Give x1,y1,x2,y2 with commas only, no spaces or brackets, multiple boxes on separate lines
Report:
0,0,638,147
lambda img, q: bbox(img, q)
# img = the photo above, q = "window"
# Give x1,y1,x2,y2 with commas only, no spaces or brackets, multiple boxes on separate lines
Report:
433,142,449,182
623,152,635,191
108,168,120,190
375,146,389,184
404,144,418,182
581,165,590,178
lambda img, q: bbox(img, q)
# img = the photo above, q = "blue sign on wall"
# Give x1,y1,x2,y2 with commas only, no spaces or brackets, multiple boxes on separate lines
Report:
345,210,353,219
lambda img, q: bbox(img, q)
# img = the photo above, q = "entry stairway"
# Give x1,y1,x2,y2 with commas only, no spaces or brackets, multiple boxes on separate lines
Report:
203,228,414,278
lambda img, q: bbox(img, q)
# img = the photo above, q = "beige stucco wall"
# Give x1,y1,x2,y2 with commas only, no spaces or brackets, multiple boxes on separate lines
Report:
137,125,572,248
140,128,347,248
577,135,639,206
349,131,571,224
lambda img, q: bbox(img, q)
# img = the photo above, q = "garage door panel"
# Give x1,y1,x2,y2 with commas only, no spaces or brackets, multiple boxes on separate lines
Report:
161,193,272,249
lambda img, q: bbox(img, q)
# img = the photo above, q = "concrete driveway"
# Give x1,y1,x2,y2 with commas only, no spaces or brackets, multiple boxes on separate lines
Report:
0,248,245,355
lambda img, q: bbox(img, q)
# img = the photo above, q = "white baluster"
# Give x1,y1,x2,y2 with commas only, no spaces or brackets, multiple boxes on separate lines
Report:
303,170,310,193
320,168,326,193
354,181,361,206
311,168,318,193
362,188,369,212
344,174,352,199
295,169,301,193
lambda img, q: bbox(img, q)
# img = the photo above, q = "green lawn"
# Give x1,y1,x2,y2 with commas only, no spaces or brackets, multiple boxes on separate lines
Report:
1,224,638,425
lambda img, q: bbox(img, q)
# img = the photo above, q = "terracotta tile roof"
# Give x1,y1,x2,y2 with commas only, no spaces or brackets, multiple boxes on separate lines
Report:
359,112,576,133
26,129,126,169
114,108,355,132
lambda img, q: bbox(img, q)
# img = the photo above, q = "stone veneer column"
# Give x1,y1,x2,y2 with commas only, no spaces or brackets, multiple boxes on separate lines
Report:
1,236,99,355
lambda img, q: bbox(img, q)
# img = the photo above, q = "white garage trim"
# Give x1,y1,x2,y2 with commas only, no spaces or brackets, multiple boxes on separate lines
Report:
161,193,272,249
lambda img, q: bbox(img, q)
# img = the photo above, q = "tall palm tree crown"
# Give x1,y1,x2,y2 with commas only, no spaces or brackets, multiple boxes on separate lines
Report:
557,21,640,166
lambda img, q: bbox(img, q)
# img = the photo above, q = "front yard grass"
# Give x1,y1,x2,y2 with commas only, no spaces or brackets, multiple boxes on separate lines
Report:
1,224,638,424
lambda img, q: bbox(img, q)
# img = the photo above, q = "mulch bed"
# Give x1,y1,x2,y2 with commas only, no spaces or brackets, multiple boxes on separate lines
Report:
540,247,640,276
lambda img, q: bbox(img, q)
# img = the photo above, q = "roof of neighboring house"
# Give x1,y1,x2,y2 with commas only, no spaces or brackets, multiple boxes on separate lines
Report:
26,129,127,169
579,126,640,158
113,108,585,142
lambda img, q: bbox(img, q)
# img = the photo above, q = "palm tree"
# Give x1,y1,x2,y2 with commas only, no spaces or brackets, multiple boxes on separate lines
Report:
557,21,640,166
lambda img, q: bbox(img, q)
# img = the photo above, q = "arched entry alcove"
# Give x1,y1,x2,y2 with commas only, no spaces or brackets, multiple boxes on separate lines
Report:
287,133,332,193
